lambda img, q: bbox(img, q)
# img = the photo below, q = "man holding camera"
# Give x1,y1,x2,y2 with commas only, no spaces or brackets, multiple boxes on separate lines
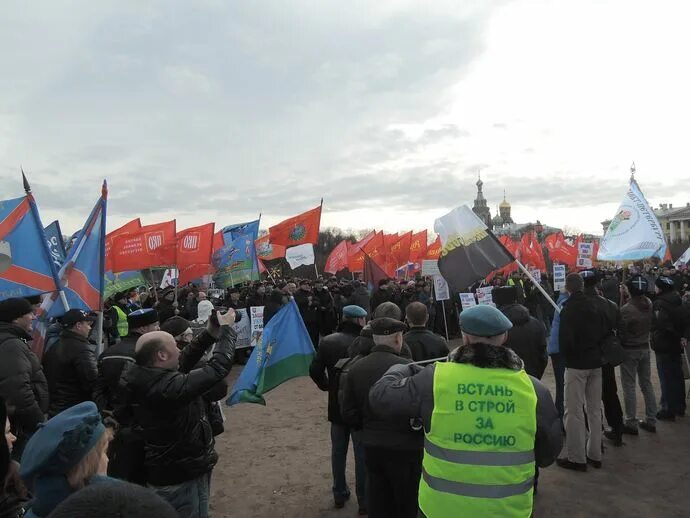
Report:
121,308,238,518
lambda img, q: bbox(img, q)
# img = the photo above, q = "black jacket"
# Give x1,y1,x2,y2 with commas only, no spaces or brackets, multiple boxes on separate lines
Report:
559,291,606,370
121,326,236,486
42,329,98,417
294,290,319,325
403,327,448,363
651,291,690,353
309,321,362,423
620,296,653,349
93,333,142,424
370,289,391,313
341,344,421,450
348,287,371,316
0,323,49,444
500,303,548,379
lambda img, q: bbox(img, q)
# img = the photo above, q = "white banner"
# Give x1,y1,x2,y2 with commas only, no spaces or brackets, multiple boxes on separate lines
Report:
433,275,450,301
597,180,667,261
553,264,566,291
232,308,251,349
285,243,315,269
250,306,264,348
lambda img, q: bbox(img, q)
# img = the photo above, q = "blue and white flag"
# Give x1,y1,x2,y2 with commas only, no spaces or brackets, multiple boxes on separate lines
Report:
44,220,66,270
597,180,667,261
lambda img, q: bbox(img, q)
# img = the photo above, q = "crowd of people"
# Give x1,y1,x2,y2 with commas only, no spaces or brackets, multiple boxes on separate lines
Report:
0,259,688,517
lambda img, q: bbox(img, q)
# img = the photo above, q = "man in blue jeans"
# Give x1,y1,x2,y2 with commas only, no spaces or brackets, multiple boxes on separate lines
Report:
309,305,367,514
547,291,569,426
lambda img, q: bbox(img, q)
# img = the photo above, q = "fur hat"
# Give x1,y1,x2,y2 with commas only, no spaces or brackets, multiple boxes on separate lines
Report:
0,298,33,323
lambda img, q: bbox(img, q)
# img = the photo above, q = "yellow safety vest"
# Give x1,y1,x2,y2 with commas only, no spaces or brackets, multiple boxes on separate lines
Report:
419,362,537,517
114,306,129,338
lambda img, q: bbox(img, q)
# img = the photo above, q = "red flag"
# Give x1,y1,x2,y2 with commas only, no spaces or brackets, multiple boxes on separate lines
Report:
213,230,225,251
255,234,286,261
363,231,385,263
383,233,399,250
176,223,215,270
520,232,546,271
545,232,577,268
496,235,519,276
426,235,441,259
268,205,322,247
110,220,177,272
178,264,214,285
258,258,267,274
364,253,389,291
105,218,141,271
347,231,377,272
325,240,349,274
409,230,428,263
389,231,413,268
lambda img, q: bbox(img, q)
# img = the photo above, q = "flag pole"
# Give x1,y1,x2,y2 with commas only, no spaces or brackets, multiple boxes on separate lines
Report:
148,268,159,304
516,260,560,313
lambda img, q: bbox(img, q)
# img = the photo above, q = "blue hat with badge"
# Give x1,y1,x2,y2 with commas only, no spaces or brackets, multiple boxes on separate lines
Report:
20,401,106,484
343,305,367,318
460,305,513,337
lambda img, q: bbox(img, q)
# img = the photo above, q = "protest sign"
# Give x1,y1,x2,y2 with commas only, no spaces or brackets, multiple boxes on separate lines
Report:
232,308,251,349
421,259,440,276
459,292,477,310
553,264,566,292
250,306,265,348
433,275,450,301
476,286,495,306
529,269,542,283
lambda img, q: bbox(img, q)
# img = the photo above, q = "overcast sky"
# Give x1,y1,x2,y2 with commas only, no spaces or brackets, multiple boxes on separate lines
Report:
2,0,689,237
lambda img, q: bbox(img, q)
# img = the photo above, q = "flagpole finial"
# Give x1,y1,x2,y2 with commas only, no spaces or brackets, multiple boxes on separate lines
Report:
102,179,108,197
21,167,31,193
630,162,636,181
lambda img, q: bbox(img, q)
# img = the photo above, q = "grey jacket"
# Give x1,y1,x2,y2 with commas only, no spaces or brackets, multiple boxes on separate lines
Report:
369,342,562,468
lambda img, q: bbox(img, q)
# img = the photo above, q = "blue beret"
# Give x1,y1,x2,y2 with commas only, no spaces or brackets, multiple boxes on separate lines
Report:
460,305,513,337
343,305,367,318
20,402,106,482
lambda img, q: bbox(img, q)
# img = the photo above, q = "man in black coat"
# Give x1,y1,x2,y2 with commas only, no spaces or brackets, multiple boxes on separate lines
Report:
651,276,690,420
370,279,392,314
121,308,237,516
294,280,320,349
94,308,160,483
309,305,367,512
42,309,99,417
348,281,371,317
493,286,548,379
403,302,448,362
0,298,49,460
341,318,422,518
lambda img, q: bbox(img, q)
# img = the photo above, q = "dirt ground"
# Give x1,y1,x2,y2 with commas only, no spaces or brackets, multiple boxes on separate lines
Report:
211,344,690,517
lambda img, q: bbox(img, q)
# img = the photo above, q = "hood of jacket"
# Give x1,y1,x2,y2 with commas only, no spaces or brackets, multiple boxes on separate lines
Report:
0,322,32,342
500,303,531,326
628,295,653,313
449,342,523,371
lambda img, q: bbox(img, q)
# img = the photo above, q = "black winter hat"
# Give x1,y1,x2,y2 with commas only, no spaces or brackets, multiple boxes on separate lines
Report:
160,316,190,337
655,276,675,292
492,286,518,307
0,297,33,323
127,308,159,329
49,480,179,518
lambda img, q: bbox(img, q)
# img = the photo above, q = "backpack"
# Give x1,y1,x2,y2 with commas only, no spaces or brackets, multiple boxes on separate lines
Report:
334,354,364,412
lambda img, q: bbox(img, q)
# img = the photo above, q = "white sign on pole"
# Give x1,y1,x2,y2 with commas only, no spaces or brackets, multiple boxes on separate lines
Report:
553,264,566,291
576,257,593,268
232,308,251,349
529,269,542,283
578,243,594,258
433,275,450,301
285,244,315,269
476,286,495,306
250,306,265,348
459,293,477,310
421,259,440,276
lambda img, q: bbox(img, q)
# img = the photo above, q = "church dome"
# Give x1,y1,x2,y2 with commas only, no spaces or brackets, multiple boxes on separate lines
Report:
492,213,504,225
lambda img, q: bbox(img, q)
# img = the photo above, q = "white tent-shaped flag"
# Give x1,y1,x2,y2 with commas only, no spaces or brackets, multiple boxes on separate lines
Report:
285,243,315,269
597,179,667,261
674,247,690,268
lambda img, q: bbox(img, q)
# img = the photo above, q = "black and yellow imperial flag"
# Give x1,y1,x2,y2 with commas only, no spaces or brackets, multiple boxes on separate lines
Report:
434,205,515,292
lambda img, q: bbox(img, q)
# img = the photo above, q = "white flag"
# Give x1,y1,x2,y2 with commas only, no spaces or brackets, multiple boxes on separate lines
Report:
285,243,315,269
674,247,690,268
597,180,667,261
160,268,178,288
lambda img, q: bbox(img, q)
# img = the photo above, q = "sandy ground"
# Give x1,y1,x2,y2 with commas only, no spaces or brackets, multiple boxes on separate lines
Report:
211,344,690,517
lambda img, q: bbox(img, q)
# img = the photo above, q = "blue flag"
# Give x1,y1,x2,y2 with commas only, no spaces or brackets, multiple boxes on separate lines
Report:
214,218,261,287
228,299,315,406
44,182,107,318
0,190,61,300
44,220,66,270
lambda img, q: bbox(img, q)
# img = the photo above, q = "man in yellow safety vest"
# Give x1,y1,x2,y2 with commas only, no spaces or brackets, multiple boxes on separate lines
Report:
369,304,562,517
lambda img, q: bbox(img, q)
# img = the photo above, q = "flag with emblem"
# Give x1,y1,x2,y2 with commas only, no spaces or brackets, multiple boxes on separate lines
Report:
255,234,286,261
228,299,315,406
324,239,349,274
597,179,667,261
268,203,322,247
426,235,442,259
105,218,141,272
176,223,215,270
110,220,177,272
434,205,514,292
0,174,61,300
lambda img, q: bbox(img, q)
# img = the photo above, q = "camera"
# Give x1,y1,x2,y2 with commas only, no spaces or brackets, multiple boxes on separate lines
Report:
210,308,240,326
